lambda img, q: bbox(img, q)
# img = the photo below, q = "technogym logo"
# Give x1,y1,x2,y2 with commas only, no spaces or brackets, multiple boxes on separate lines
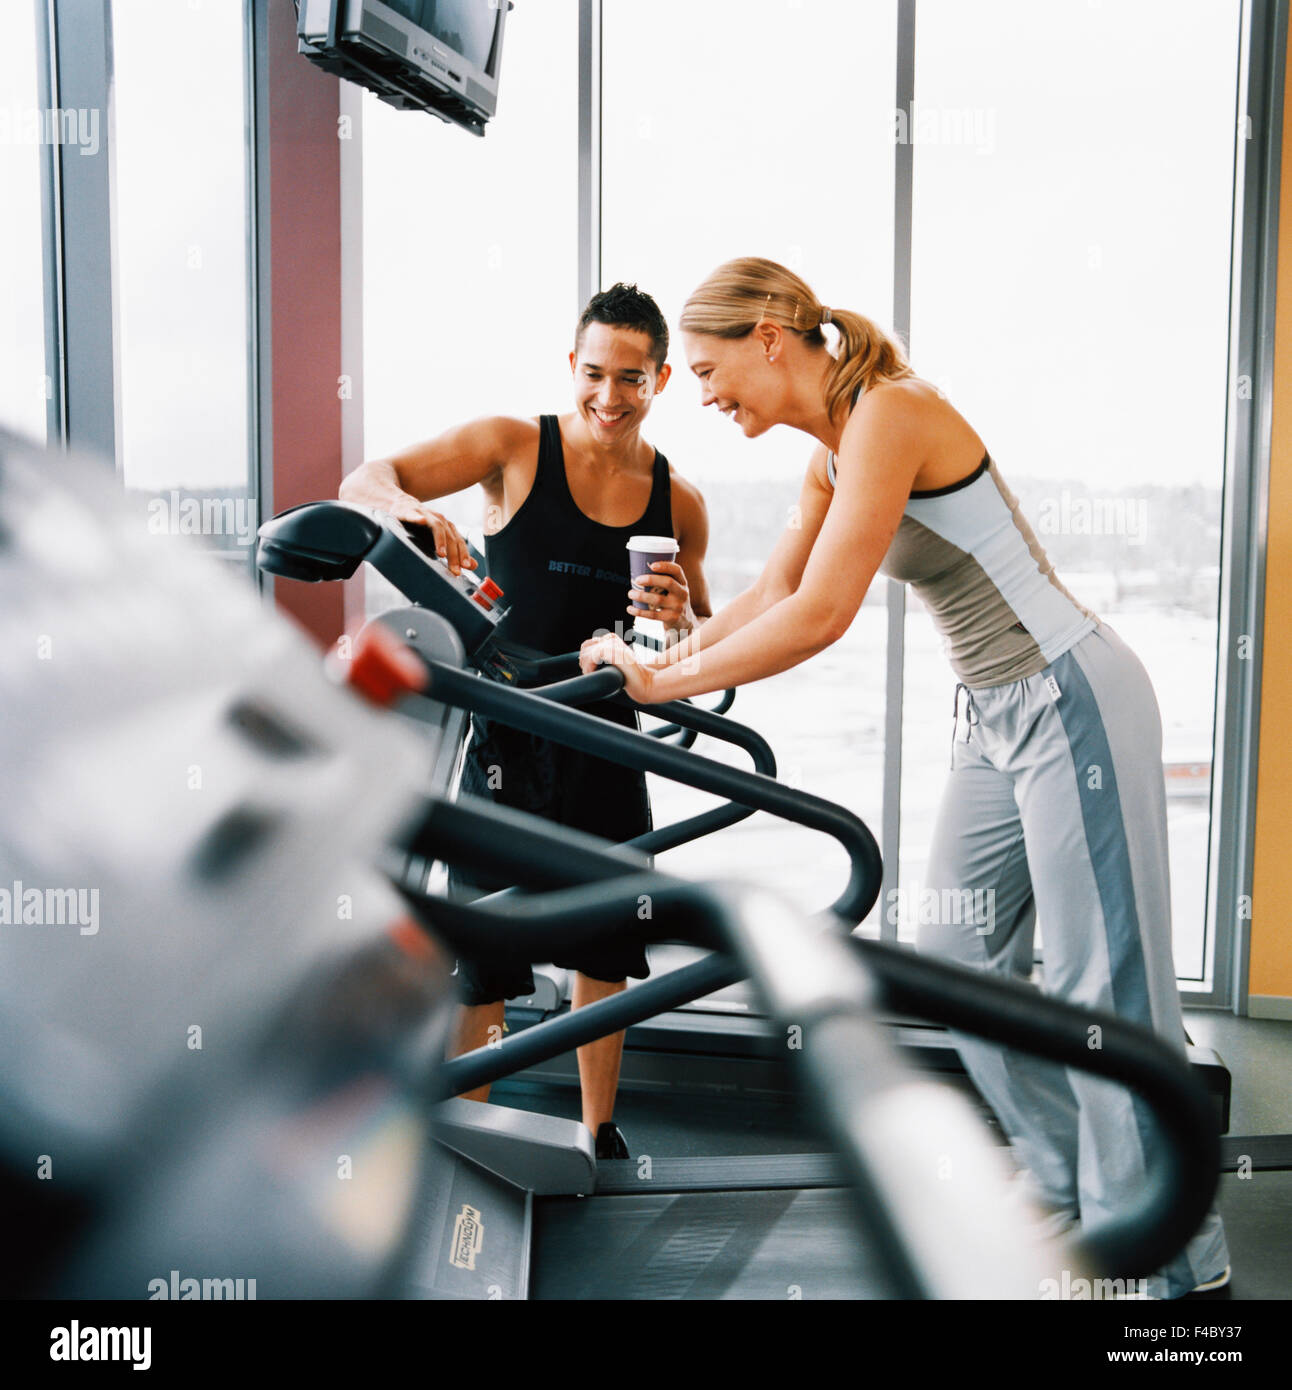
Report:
451,1204,484,1270
0,882,99,935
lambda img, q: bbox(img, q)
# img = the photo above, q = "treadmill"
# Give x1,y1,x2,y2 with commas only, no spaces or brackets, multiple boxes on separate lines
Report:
257,499,1232,1133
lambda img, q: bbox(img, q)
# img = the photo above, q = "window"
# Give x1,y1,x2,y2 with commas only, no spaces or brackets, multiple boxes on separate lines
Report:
361,0,580,604
898,0,1242,982
0,0,49,442
112,0,255,557
601,0,898,912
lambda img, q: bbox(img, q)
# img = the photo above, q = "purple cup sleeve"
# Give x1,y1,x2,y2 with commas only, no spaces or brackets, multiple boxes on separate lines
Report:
628,549,676,611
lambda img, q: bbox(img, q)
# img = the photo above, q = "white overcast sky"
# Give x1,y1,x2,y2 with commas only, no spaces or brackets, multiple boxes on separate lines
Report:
0,0,1242,497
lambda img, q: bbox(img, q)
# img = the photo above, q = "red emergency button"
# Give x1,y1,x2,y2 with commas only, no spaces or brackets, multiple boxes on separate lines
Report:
470,575,504,612
344,623,428,708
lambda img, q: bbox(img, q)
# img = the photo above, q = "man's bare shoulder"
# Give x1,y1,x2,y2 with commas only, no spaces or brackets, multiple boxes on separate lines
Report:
477,414,542,455
458,416,540,487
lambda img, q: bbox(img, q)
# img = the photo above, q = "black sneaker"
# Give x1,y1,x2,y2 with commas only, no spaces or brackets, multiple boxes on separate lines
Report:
595,1123,630,1160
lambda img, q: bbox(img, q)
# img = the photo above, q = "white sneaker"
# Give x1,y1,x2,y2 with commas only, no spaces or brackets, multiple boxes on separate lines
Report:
1192,1265,1232,1294
1139,1265,1232,1300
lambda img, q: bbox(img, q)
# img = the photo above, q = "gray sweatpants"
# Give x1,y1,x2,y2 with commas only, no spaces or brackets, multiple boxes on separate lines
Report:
917,622,1229,1299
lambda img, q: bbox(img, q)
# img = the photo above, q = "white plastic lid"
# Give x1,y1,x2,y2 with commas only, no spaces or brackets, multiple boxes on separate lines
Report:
626,535,678,552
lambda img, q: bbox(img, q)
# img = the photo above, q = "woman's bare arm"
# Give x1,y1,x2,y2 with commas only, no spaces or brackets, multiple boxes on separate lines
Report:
656,446,835,664
584,394,926,701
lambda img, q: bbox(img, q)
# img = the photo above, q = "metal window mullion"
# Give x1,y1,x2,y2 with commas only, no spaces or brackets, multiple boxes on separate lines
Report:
1207,0,1285,1014
48,0,118,465
52,0,117,460
35,0,66,445
577,0,601,313
880,0,917,942
250,0,274,597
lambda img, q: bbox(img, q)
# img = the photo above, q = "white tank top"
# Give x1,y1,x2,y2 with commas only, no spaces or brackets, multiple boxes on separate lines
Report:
825,440,1097,687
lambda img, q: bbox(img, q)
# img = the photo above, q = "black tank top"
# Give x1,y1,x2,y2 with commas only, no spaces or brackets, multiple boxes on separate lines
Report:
449,415,673,894
485,414,674,653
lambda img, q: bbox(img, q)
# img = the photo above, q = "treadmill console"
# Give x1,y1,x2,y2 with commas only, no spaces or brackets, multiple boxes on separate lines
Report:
257,501,518,680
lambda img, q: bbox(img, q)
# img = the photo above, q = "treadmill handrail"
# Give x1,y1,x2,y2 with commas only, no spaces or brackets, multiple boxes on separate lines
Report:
499,642,740,748
523,683,774,847
403,862,1218,1288
521,667,625,706
464,666,774,856
615,695,776,777
641,684,737,742
845,934,1221,1280
495,635,738,724
614,699,776,855
414,657,880,924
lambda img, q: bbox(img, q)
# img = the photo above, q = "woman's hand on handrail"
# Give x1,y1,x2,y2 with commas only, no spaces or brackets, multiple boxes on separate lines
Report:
579,632,662,703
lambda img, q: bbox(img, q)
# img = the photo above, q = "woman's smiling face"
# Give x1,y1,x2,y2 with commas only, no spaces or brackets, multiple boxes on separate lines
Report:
682,329,783,439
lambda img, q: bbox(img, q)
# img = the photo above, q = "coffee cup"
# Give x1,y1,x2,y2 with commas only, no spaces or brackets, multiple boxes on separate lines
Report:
627,535,679,611
626,535,678,648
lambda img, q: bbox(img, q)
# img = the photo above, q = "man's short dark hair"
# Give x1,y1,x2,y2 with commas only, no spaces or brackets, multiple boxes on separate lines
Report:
575,283,669,369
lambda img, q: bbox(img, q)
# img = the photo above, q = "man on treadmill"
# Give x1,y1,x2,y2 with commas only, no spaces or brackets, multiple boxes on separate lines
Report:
339,284,712,1159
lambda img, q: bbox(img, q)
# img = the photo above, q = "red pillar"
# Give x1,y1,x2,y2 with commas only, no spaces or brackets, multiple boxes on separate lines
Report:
265,0,345,647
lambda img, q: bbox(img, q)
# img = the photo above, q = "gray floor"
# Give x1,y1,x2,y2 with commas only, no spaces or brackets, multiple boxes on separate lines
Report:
1182,1008,1292,1135
1180,1009,1292,1302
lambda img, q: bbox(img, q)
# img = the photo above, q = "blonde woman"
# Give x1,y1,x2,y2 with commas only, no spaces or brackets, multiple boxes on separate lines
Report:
579,257,1229,1299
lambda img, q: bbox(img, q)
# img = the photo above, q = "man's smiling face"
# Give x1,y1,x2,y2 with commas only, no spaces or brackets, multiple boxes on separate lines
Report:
570,322,669,444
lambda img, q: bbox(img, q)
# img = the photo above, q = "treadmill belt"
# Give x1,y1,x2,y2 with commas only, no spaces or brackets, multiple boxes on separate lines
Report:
531,1189,891,1299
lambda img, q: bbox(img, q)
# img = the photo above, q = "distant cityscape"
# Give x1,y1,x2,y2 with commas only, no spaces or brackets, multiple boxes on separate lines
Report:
141,474,1225,620
695,472,1224,617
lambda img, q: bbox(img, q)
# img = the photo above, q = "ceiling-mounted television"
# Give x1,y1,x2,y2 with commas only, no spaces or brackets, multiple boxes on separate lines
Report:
296,0,512,137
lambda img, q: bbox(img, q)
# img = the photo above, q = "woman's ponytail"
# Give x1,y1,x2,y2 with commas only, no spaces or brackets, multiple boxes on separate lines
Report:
680,258,913,422
822,306,913,421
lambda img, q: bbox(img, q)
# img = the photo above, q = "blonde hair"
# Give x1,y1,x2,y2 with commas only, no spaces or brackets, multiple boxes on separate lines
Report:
679,257,913,422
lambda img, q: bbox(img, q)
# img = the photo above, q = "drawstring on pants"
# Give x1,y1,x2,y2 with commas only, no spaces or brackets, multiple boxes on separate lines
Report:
951,682,979,768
